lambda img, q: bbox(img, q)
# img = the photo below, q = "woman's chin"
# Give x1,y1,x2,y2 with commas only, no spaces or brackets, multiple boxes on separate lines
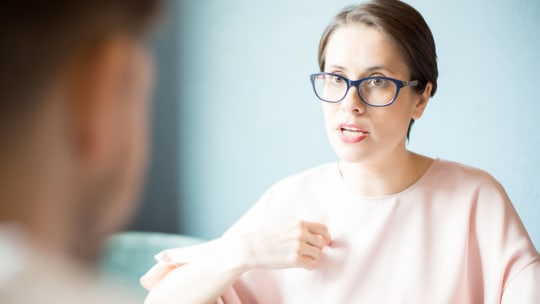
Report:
329,138,377,164
334,147,371,164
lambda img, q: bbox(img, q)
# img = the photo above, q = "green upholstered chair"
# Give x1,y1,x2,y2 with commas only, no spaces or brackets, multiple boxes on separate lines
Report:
100,231,203,297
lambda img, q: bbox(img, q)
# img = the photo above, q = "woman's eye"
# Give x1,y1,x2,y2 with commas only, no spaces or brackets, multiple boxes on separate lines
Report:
331,76,345,84
368,78,387,87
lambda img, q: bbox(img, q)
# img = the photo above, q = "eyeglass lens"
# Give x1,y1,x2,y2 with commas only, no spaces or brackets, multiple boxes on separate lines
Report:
313,74,397,106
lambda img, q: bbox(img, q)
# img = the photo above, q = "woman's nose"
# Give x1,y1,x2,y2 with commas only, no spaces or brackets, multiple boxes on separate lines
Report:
340,86,366,115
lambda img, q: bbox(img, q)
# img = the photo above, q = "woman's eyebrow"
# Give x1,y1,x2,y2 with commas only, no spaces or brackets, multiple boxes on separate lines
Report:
365,65,393,73
326,64,395,74
326,64,347,71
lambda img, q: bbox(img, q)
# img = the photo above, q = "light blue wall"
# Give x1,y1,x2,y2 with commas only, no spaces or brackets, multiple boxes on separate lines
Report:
131,2,181,233
176,0,540,249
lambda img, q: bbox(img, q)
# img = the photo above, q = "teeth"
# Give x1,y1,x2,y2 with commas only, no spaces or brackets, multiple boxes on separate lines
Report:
342,129,364,137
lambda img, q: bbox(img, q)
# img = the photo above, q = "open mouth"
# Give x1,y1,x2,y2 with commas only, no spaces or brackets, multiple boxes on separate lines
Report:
338,124,369,143
341,127,367,137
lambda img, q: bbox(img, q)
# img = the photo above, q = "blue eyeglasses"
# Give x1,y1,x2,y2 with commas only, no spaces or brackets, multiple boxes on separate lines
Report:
310,72,419,107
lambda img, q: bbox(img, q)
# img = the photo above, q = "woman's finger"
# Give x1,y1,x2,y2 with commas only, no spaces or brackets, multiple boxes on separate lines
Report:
303,232,327,249
302,221,331,245
298,242,323,261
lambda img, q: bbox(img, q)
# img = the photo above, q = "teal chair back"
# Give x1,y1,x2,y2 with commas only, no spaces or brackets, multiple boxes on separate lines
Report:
100,231,202,297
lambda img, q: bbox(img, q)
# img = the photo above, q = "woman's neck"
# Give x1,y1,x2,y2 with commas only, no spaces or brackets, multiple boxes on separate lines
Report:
338,149,432,197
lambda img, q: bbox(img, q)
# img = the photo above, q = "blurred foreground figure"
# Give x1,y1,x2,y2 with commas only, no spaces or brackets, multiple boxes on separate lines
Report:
0,1,162,302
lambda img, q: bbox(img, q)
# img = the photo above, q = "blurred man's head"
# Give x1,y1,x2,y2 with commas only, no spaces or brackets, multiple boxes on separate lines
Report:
0,1,162,264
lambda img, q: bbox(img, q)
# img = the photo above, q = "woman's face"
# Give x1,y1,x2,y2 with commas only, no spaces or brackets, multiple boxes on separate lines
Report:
322,24,430,164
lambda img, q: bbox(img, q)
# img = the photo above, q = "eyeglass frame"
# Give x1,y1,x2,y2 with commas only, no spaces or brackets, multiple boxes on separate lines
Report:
310,72,420,107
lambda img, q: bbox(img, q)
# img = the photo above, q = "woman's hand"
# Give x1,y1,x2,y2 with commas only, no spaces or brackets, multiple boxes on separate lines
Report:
143,221,331,304
233,220,331,271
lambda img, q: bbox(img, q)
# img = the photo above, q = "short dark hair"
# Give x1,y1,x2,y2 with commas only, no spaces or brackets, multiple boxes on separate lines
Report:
317,0,438,139
0,0,162,133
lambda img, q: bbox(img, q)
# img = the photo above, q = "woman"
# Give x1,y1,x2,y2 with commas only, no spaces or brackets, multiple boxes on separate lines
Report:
142,0,540,303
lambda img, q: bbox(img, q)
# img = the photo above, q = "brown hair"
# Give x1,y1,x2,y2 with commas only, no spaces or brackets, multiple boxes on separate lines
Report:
0,0,162,131
317,0,438,138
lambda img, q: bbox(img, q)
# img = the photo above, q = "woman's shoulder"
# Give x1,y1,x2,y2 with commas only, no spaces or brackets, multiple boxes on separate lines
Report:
425,159,518,224
429,158,504,191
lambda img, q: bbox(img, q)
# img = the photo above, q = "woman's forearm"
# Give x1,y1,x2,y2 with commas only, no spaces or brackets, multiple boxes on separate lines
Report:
144,237,250,304
144,254,247,304
144,220,330,303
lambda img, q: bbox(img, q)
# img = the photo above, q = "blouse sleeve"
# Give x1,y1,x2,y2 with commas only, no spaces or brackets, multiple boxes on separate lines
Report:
139,183,285,303
140,178,296,303
139,240,250,304
501,258,540,303
224,180,294,238
140,240,220,290
472,176,540,303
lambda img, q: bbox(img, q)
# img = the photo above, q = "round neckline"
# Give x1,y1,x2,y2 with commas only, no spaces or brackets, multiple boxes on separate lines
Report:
331,158,440,201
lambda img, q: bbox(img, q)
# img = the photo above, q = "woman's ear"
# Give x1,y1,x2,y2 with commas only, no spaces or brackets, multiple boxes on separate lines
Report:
411,81,432,120
67,36,134,176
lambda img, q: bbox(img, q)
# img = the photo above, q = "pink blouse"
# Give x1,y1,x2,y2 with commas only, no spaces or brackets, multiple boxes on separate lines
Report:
142,159,540,303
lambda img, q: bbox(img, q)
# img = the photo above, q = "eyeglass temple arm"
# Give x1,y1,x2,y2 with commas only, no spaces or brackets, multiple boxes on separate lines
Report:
403,80,420,87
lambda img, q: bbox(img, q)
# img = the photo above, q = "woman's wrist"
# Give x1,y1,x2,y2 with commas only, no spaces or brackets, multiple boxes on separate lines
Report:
218,234,254,274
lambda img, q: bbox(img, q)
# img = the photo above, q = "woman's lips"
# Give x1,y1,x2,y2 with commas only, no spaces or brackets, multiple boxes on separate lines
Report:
338,124,369,144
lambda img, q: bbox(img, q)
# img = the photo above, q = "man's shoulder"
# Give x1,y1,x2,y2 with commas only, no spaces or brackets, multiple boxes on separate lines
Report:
0,226,139,304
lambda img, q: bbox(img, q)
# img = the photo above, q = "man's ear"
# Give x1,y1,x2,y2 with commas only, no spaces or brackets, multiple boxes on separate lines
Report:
67,36,132,175
411,82,432,120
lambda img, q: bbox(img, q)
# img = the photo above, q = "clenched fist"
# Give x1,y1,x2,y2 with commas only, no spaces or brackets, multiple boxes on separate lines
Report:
232,220,331,271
